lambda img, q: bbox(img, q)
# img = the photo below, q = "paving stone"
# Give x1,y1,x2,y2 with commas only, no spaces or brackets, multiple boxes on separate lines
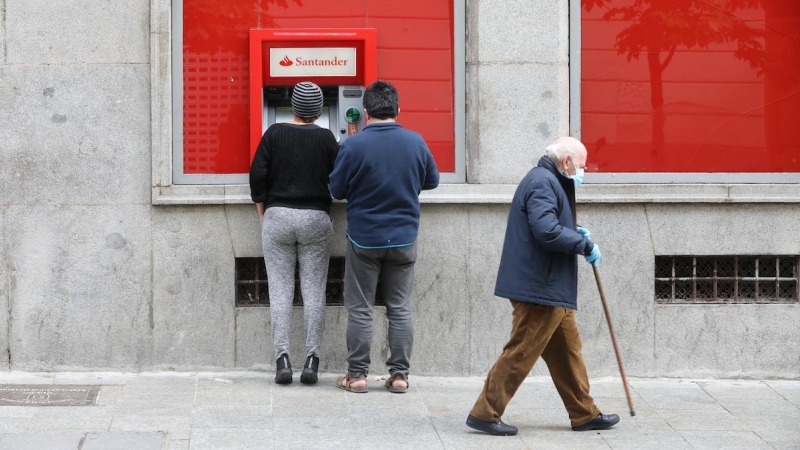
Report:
0,406,37,418
655,408,748,431
680,431,773,450
29,406,113,431
768,439,800,450
766,381,800,409
742,414,800,443
357,431,444,449
519,429,612,450
437,429,531,450
167,440,190,450
0,373,54,384
194,377,271,406
81,432,165,450
189,428,272,450
193,406,271,429
272,417,359,448
95,386,124,406
0,373,796,449
600,428,693,450
53,373,129,386
110,406,194,440
632,386,722,411
117,378,197,407
0,416,32,433
0,433,83,450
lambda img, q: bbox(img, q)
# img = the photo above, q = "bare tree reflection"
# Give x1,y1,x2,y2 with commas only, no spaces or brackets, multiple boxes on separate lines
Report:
184,0,302,54
582,0,768,154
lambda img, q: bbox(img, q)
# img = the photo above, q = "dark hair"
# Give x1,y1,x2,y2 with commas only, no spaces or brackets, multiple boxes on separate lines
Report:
363,80,399,120
295,114,317,124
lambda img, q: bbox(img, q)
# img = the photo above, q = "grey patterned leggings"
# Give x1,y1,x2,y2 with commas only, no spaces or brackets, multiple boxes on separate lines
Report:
262,207,332,360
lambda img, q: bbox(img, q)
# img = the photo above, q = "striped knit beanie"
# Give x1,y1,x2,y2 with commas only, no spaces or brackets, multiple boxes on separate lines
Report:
291,82,324,119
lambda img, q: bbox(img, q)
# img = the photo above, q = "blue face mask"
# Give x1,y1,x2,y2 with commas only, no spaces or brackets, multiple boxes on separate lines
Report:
572,168,585,187
564,157,585,187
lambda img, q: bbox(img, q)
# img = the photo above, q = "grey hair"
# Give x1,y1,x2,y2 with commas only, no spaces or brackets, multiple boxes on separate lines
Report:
545,137,586,162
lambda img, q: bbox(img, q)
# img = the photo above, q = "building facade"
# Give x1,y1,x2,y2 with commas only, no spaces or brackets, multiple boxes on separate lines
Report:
0,0,798,378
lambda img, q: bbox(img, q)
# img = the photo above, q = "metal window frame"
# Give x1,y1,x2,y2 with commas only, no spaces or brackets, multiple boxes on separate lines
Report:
567,0,800,184
171,0,466,185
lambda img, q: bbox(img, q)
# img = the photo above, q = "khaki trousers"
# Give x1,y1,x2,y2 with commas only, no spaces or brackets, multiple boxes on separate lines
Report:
470,301,600,427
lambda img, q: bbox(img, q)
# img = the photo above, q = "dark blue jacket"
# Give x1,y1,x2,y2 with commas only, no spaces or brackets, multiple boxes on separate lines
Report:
329,122,439,248
494,157,594,309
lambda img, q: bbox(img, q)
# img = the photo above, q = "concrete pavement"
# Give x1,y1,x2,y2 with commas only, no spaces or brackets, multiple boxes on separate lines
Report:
0,372,797,449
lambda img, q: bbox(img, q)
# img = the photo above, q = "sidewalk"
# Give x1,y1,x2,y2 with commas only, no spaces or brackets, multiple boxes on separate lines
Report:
0,372,797,450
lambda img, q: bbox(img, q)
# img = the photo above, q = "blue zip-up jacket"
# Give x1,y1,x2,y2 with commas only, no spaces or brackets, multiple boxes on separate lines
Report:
329,122,439,248
494,157,594,309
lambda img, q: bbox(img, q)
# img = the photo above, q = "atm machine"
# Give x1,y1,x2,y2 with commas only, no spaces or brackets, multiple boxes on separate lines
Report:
249,29,378,158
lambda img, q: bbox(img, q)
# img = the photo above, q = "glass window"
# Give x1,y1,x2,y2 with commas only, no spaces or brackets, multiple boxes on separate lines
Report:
580,0,800,174
175,0,461,183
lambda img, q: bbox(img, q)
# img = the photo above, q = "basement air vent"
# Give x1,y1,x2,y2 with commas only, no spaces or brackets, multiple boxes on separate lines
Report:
655,256,799,304
235,257,386,307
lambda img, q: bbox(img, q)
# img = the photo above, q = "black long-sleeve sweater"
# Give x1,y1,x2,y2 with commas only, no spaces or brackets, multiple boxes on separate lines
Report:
249,123,339,213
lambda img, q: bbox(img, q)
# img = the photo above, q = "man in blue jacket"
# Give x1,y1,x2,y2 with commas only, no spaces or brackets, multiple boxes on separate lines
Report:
466,137,618,435
330,80,439,394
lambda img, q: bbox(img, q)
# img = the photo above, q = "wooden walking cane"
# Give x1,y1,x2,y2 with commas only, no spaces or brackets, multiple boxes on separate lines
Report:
592,265,636,417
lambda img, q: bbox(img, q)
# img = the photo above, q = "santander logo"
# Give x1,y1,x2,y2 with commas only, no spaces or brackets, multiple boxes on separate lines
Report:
270,48,356,77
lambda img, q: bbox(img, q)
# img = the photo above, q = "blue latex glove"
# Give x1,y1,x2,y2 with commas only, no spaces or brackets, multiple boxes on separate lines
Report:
577,226,592,241
585,244,601,267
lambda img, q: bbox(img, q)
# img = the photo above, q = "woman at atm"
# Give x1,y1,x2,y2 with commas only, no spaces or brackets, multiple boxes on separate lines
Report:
249,81,339,385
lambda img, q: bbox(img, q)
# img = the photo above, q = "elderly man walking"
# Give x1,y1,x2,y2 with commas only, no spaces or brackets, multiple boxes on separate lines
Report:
330,80,439,394
466,137,618,435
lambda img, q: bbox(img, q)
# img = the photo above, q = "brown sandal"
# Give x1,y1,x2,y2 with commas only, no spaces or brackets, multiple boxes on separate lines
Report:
385,372,409,394
336,374,368,393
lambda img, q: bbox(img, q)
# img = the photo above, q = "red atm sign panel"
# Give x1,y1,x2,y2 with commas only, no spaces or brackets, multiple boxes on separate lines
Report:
269,47,357,77
259,39,367,87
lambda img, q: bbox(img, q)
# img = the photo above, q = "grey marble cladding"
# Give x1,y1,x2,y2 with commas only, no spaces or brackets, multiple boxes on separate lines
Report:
654,304,800,378
151,207,236,369
0,65,151,206
0,209,8,370
5,0,149,64
468,64,570,184
474,0,568,64
7,206,153,371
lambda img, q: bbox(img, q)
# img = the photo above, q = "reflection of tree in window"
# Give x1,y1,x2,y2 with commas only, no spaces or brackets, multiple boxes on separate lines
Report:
582,0,774,155
184,0,303,54
182,0,304,174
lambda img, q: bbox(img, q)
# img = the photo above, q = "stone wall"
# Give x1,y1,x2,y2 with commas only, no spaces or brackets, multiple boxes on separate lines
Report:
0,0,797,378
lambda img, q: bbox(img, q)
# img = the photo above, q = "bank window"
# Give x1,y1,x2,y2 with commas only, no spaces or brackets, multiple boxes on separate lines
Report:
574,0,800,182
173,0,465,185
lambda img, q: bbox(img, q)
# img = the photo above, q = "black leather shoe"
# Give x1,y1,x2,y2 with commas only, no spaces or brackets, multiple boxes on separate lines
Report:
275,354,292,384
572,413,620,431
466,414,518,436
300,354,319,385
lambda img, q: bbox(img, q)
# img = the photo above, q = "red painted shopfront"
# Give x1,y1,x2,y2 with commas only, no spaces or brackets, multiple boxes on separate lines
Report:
182,0,456,176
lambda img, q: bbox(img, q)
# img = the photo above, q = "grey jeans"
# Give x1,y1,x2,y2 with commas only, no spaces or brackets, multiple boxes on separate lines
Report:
344,240,417,378
262,207,332,360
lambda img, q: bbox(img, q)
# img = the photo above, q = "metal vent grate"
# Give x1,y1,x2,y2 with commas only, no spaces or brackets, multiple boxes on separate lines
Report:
235,257,385,307
655,256,799,304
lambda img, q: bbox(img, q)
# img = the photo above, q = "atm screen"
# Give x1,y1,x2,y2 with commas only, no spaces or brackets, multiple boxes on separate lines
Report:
275,106,331,130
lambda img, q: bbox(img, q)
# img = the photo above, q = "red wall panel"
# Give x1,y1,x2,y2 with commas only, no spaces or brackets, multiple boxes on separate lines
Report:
581,0,800,173
183,0,456,175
